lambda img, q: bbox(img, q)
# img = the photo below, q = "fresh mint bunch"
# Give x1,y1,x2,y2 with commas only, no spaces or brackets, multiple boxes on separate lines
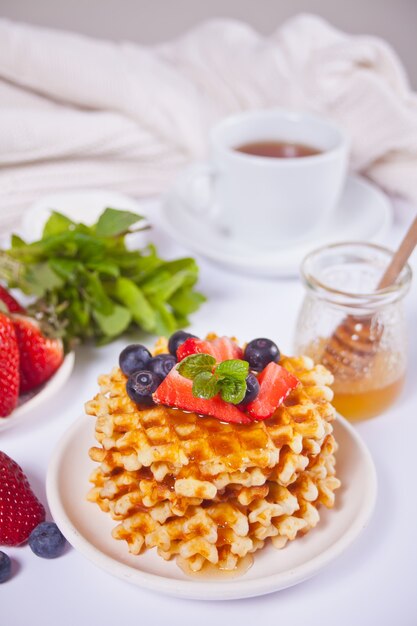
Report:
178,354,249,404
0,208,205,350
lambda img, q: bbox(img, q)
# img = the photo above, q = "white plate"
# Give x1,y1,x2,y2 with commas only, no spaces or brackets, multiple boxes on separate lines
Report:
158,174,392,276
47,413,376,600
0,353,75,433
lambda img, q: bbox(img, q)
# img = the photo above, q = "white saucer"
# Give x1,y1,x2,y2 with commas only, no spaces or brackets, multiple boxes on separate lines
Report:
159,174,392,277
0,353,75,433
47,413,376,601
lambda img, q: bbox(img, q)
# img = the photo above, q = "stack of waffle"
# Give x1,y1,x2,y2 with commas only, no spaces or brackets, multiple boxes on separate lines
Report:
86,353,341,574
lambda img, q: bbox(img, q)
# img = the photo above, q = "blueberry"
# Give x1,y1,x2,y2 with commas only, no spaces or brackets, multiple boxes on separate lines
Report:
126,370,162,406
149,354,177,379
244,338,280,371
168,331,197,356
238,373,260,407
28,522,66,559
119,344,152,376
0,551,11,583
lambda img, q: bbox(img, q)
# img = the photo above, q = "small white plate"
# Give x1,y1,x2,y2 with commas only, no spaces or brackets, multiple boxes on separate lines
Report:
158,174,392,276
47,413,376,600
0,353,75,433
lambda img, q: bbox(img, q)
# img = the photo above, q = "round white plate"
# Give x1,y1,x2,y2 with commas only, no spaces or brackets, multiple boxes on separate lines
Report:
47,413,376,600
0,353,75,433
158,174,392,277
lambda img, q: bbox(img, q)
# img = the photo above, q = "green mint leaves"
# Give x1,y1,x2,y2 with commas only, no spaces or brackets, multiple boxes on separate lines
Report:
0,208,205,350
178,354,249,404
177,354,216,378
192,370,220,399
95,208,144,237
215,359,249,380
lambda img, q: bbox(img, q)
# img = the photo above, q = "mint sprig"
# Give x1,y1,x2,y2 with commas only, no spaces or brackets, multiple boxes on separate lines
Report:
192,371,220,399
177,354,249,404
178,354,216,379
0,208,205,349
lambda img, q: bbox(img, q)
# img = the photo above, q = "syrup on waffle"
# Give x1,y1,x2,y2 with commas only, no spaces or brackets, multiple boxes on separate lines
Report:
86,341,341,576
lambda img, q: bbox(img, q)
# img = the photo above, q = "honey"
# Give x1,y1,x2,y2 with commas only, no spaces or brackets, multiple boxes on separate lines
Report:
331,376,405,421
177,554,253,579
303,338,405,421
296,242,411,422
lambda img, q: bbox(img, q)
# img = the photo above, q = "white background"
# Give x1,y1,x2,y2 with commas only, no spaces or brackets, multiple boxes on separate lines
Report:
1,199,416,625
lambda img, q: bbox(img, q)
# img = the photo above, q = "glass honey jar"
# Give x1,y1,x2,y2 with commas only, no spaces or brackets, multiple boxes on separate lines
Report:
294,242,412,421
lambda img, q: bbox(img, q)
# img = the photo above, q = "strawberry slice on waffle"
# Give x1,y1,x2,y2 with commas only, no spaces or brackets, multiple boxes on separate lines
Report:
177,336,242,362
153,367,251,424
246,362,299,420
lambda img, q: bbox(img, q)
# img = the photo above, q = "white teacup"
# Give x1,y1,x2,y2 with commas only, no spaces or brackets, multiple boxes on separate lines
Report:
179,109,349,248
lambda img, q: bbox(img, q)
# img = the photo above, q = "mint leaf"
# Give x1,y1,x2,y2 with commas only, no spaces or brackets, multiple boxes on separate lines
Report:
43,211,75,237
49,258,82,281
85,272,114,315
26,262,64,296
95,208,143,237
178,354,216,380
10,234,26,249
180,356,249,403
192,371,219,399
215,359,249,381
219,378,247,404
112,276,156,332
152,301,178,337
86,260,120,278
93,304,131,337
142,270,188,301
169,288,206,316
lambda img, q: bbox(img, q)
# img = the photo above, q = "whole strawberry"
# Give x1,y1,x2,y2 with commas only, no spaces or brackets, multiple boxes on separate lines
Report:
0,451,45,546
0,285,24,314
13,316,64,393
0,313,20,418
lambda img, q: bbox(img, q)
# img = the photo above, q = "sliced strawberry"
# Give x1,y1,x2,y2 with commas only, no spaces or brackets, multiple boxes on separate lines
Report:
0,285,25,314
210,336,243,361
177,336,243,362
13,315,64,393
0,451,45,546
246,362,299,420
176,337,216,361
0,313,20,418
153,367,251,424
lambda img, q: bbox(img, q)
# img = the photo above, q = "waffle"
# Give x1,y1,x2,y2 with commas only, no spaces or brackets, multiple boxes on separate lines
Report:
86,347,341,575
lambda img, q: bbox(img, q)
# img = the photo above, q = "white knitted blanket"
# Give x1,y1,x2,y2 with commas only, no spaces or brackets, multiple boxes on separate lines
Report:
1,14,417,231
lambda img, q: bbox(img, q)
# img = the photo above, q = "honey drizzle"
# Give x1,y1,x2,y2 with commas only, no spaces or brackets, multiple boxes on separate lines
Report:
176,554,254,579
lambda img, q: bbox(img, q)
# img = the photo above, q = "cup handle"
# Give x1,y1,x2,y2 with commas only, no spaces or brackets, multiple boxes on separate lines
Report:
174,163,218,220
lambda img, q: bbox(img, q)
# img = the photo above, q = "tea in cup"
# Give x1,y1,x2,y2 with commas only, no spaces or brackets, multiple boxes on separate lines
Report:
179,109,349,248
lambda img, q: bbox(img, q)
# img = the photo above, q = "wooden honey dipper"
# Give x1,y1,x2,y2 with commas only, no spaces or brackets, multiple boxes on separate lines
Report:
321,215,417,379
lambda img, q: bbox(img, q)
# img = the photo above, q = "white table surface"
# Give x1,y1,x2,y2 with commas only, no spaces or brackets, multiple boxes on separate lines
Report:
1,199,417,626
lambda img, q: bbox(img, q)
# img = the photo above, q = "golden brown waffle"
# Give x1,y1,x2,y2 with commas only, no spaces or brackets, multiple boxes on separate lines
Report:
86,348,341,575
